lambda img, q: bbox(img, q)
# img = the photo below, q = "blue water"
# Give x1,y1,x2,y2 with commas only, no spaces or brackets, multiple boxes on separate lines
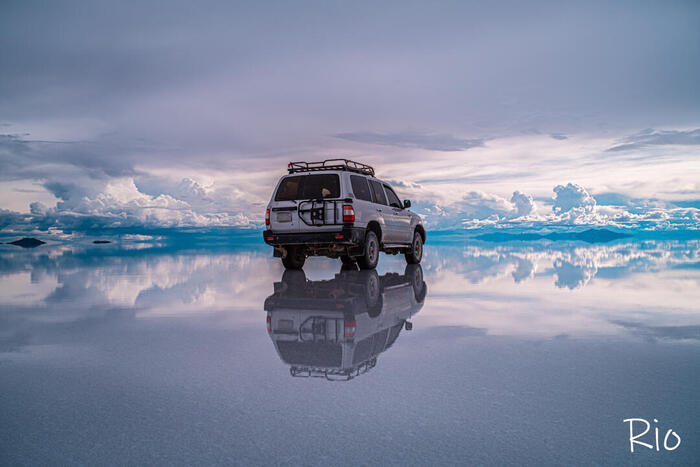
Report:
1,238,698,465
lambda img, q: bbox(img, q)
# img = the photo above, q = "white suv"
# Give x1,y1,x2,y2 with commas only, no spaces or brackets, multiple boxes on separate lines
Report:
263,159,426,269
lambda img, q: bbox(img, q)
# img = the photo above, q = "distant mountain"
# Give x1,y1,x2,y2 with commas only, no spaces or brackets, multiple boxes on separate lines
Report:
6,237,46,248
473,228,632,243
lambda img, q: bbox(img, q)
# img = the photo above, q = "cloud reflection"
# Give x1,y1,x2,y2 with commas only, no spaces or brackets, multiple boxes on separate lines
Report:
0,239,698,357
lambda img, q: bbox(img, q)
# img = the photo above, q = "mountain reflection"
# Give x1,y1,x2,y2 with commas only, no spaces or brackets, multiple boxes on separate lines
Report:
264,265,426,380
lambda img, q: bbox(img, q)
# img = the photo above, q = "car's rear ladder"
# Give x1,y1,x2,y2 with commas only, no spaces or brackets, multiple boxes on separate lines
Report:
297,199,348,226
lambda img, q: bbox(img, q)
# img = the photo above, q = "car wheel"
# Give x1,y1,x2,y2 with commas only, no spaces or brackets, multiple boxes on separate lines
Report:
405,231,423,264
357,231,379,270
282,246,306,269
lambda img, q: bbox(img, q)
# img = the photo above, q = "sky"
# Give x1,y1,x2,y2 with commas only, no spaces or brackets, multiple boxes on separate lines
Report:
1,0,699,234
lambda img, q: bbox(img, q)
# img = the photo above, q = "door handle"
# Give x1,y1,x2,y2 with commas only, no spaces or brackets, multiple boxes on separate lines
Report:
376,208,382,212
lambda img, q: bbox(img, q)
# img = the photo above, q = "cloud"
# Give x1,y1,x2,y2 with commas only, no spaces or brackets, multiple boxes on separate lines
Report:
29,201,48,216
511,191,536,218
382,178,423,190
334,131,484,151
607,128,700,151
0,134,138,181
553,183,596,214
415,190,537,229
1,177,255,233
1,128,698,234
412,182,699,231
3,174,698,234
0,131,264,232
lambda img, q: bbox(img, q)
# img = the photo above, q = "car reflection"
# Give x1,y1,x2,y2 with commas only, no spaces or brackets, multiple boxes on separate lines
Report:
264,264,426,381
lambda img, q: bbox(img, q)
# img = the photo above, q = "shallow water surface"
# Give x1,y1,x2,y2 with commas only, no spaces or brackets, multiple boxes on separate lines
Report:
1,239,699,465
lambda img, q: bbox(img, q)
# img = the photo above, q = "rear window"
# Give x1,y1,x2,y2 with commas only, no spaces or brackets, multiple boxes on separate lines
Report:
369,180,387,205
350,175,372,202
275,174,340,201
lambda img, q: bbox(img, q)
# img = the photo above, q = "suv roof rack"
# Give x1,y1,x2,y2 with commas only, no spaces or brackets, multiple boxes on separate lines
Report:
287,159,375,177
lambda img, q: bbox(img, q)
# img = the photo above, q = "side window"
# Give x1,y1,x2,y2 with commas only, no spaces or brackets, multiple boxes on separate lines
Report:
384,185,402,208
350,175,372,202
369,180,388,205
275,176,302,201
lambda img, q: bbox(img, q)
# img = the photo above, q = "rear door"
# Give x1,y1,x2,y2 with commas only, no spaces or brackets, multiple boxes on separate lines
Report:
295,173,342,232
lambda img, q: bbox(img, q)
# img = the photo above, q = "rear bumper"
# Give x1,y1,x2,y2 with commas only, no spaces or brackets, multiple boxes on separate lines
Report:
263,227,365,246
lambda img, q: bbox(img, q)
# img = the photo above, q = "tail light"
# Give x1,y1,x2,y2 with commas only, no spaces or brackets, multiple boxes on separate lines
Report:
266,315,271,333
265,208,270,226
342,204,355,222
344,320,356,338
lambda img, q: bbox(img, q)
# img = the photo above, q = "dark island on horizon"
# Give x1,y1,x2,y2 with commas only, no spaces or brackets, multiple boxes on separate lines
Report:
2,237,47,248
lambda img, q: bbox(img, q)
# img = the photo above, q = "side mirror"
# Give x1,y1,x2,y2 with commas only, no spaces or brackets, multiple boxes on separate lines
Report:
403,199,411,209
404,321,413,331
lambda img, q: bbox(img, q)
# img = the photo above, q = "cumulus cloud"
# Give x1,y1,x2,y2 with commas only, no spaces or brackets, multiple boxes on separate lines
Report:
549,183,603,224
553,183,596,214
416,190,537,230
334,131,484,152
511,191,536,218
3,172,698,234
412,182,699,231
1,177,255,233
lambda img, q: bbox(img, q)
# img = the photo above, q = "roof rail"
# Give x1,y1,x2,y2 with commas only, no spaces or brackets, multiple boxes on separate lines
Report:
287,159,375,177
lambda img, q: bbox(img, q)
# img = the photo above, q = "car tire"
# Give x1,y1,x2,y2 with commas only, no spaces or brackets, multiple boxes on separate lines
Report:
405,231,423,264
357,231,379,270
281,246,306,269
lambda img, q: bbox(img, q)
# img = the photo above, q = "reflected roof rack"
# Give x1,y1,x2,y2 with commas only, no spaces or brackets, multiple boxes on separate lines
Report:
287,159,375,177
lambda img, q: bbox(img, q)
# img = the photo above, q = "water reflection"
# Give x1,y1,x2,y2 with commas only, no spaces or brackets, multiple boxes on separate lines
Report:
1,239,699,465
264,265,426,380
429,239,699,289
0,238,698,353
